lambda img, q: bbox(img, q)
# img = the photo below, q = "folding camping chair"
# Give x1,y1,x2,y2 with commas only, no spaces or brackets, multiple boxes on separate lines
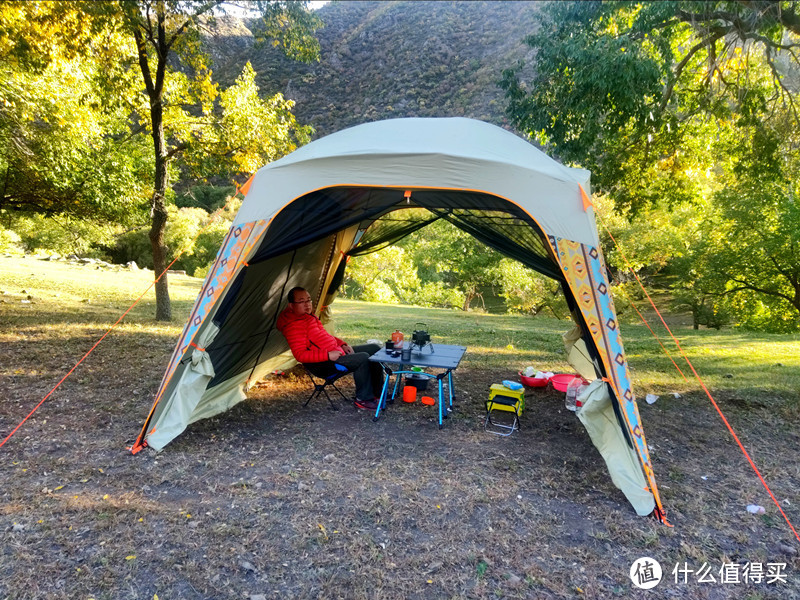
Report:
302,362,352,410
484,383,525,436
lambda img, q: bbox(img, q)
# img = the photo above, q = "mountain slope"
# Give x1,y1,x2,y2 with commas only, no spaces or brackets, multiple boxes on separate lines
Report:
207,1,542,138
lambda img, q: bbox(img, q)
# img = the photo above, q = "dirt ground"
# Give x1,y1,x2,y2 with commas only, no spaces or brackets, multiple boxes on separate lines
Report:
1,317,799,600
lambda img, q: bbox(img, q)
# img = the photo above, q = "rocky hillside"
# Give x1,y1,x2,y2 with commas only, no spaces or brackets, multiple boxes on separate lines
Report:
205,1,542,138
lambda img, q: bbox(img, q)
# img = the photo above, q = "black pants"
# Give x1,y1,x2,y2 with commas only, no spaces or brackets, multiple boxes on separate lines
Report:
306,343,383,402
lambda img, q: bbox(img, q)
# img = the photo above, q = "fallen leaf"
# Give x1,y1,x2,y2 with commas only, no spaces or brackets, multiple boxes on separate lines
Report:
125,555,136,561
239,560,256,572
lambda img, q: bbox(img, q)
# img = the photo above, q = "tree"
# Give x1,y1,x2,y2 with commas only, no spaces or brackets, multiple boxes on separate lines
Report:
90,1,321,320
501,0,800,214
703,115,800,331
343,246,421,304
2,1,321,320
401,220,503,311
0,2,151,225
501,1,800,330
491,258,567,318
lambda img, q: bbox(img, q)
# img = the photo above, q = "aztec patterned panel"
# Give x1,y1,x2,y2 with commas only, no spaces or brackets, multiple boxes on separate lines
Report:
549,235,664,512
155,220,268,396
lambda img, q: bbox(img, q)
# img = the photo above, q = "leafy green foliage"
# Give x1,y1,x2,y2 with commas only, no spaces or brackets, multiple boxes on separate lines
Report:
501,1,798,214
184,62,312,178
0,3,151,224
502,1,800,331
343,245,464,309
115,1,320,319
109,198,241,276
4,214,121,258
175,184,236,211
164,206,235,277
670,288,732,330
344,219,569,316
343,246,420,305
0,224,21,254
400,220,503,311
491,258,567,318
0,1,321,320
705,118,800,331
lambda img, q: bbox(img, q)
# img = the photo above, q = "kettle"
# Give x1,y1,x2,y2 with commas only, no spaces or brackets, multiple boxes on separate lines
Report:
411,323,430,348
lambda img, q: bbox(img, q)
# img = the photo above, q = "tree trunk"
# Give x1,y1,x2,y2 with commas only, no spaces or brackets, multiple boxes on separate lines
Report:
149,109,171,321
133,8,172,322
462,291,474,311
149,196,171,321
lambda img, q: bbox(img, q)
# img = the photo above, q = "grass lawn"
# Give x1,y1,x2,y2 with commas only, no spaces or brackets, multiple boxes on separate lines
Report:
1,256,799,599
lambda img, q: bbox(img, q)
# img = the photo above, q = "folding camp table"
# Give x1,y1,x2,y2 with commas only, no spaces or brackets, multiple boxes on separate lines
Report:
368,344,467,429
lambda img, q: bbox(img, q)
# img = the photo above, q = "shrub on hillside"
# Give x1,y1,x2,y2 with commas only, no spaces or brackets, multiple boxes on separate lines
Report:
108,200,240,275
408,281,462,309
494,258,567,317
7,214,119,258
0,226,22,254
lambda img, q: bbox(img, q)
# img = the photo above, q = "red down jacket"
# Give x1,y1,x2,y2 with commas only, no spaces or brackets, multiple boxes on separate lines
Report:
276,306,345,364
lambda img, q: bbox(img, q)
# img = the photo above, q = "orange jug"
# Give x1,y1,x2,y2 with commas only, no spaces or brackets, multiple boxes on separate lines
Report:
402,385,417,403
391,330,404,349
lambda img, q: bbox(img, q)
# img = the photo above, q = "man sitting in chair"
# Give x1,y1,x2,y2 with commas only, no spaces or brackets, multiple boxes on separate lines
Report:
277,287,382,411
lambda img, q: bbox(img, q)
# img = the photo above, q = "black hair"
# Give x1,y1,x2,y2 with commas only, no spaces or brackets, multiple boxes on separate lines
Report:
287,286,307,304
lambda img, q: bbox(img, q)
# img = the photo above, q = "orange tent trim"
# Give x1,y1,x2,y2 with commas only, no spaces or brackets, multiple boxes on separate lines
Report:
579,184,593,212
237,174,255,198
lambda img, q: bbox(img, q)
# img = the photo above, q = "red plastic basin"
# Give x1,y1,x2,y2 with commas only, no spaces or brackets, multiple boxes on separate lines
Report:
519,373,548,388
550,373,578,392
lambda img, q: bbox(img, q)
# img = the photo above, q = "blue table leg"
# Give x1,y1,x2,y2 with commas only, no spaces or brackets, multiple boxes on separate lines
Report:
373,375,392,422
438,376,444,429
391,374,402,402
448,370,454,410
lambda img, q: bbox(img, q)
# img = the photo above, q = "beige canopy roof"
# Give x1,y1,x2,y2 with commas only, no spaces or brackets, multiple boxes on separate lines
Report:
234,117,596,246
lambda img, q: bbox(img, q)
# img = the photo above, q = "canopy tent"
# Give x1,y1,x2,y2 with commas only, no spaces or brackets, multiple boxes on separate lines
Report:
131,117,666,521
